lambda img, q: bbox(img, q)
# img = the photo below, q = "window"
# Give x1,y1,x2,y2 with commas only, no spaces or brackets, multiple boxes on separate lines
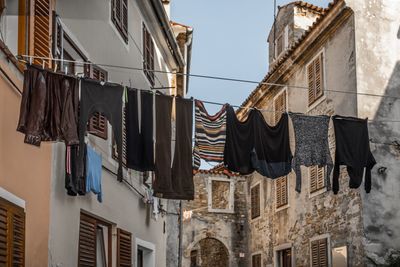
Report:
117,228,132,267
0,197,25,266
252,254,262,267
276,176,288,209
190,250,198,267
86,66,109,140
208,177,234,213
309,165,325,193
111,0,128,43
143,23,155,86
137,248,143,267
276,248,292,267
311,238,328,267
78,213,112,267
274,25,288,59
274,89,287,124
250,183,261,219
307,52,324,106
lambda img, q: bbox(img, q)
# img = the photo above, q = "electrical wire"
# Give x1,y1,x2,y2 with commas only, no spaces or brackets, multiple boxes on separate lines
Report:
16,54,400,101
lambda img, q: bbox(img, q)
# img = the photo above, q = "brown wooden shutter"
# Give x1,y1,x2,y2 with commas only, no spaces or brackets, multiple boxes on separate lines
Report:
310,166,325,193
251,184,260,219
111,0,128,42
143,24,155,86
311,238,328,267
308,53,324,106
276,176,288,208
0,199,25,267
308,62,315,105
78,214,97,267
252,254,261,267
117,228,132,267
317,166,325,190
274,90,286,124
87,66,109,140
33,0,52,68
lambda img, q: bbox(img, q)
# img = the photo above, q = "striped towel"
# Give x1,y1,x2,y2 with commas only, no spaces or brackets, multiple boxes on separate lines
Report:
193,100,227,169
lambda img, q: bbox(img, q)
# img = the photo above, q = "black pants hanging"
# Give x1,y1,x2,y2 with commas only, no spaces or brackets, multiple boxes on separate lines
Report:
126,89,155,171
78,79,124,182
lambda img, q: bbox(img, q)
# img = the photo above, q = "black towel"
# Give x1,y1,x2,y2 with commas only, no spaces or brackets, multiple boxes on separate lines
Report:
332,115,376,194
171,97,194,200
154,94,173,197
126,89,155,171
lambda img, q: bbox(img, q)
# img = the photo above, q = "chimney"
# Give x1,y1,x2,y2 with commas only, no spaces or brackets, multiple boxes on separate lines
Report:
162,0,170,19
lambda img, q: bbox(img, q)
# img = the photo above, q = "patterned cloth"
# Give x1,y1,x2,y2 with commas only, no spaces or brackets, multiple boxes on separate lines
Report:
289,113,333,193
193,100,227,169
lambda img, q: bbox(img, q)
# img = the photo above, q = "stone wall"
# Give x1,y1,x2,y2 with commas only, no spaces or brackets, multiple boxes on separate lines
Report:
181,172,249,267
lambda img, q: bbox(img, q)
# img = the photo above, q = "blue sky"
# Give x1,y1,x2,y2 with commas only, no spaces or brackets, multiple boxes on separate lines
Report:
171,0,331,114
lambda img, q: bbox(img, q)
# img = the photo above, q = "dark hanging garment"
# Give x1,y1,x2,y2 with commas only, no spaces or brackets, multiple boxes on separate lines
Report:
65,145,86,196
78,79,124,181
126,89,155,171
17,65,79,146
171,98,194,200
193,100,227,169
251,111,292,179
153,94,173,198
224,105,256,175
290,113,333,193
332,115,376,194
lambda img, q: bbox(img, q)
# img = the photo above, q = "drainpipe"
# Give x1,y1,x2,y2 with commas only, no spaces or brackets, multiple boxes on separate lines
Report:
178,200,183,267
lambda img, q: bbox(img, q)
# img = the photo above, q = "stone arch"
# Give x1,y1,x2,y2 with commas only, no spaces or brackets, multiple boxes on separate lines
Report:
184,232,230,258
189,237,229,267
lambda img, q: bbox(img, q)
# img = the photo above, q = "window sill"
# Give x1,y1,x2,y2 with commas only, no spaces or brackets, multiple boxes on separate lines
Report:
307,94,326,112
275,204,290,213
309,187,327,199
208,208,235,214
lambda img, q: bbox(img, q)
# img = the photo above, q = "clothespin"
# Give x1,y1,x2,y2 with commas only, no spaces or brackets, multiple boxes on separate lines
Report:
64,65,68,75
42,60,45,69
29,57,32,65
54,63,58,72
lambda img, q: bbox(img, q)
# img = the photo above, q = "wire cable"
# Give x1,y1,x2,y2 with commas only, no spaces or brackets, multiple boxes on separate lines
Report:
16,54,400,101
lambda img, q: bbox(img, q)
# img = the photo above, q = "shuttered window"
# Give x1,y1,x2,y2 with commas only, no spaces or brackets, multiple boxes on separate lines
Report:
250,184,261,219
277,248,292,267
33,0,52,68
0,198,25,267
117,228,132,267
274,89,287,124
143,24,155,87
276,176,288,208
311,238,328,267
252,254,261,267
111,0,128,43
78,213,112,267
307,53,324,106
309,166,325,193
86,66,109,140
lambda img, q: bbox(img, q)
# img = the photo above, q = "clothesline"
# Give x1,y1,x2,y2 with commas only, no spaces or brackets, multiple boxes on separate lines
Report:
16,54,400,100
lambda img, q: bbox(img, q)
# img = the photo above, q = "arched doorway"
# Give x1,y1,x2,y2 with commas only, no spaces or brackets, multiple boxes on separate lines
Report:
190,238,229,267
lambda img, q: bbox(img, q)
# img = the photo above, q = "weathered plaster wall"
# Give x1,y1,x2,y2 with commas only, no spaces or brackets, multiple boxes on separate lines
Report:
0,55,52,266
345,0,400,264
248,12,366,267
181,173,248,267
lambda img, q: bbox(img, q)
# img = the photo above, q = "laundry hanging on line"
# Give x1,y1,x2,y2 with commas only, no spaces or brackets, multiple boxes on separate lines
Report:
193,99,227,169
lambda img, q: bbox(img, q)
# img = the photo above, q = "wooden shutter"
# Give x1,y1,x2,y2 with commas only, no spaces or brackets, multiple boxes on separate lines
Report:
276,176,288,208
33,0,52,68
251,184,260,219
274,90,286,124
111,0,128,42
308,53,324,106
87,66,109,140
310,166,325,193
78,214,97,267
143,24,155,86
311,238,328,267
0,198,25,267
117,228,132,267
252,254,261,267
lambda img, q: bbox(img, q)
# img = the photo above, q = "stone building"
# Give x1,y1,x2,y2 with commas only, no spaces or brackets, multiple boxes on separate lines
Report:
181,169,249,267
237,0,400,266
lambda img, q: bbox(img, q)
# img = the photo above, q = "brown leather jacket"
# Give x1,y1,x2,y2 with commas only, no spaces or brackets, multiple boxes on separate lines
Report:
17,65,79,146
